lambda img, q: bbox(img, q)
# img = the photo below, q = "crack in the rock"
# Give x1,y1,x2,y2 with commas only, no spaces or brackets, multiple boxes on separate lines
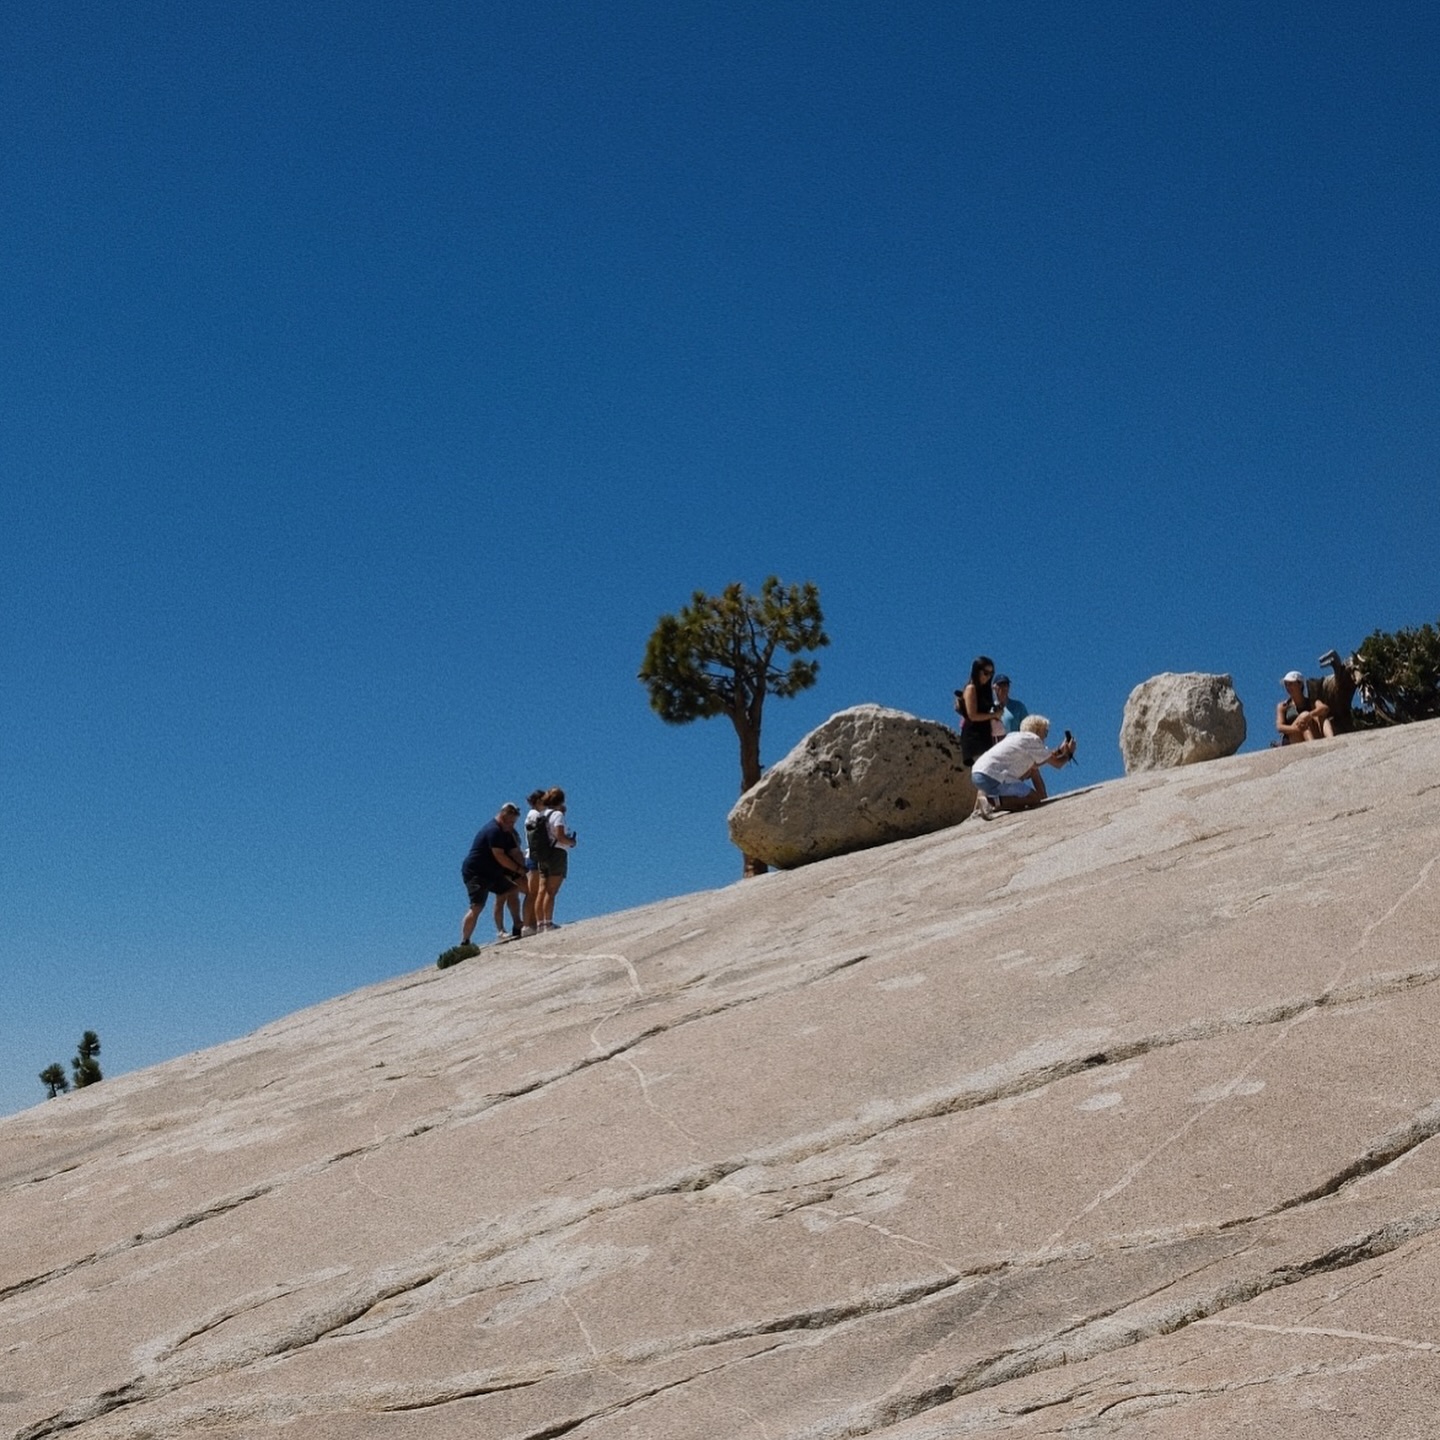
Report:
828,1207,1440,1438
13,951,1431,1313
24,960,1436,1418
876,963,1440,1140
1249,1098,1440,1218
1087,1352,1394,1423
505,1346,798,1440
16,951,1440,1437
14,1379,141,1440
2,955,867,1303
0,1183,275,1304
153,1283,306,1361
374,1373,549,1410
22,1195,1440,1440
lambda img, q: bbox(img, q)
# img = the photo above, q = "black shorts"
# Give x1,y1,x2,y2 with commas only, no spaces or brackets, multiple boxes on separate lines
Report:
464,871,518,904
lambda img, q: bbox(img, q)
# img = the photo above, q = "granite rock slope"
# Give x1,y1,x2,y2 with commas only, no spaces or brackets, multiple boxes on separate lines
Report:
4,722,1440,1440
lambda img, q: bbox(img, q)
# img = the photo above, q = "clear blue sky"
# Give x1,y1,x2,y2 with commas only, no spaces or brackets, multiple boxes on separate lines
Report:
3,0,1436,1116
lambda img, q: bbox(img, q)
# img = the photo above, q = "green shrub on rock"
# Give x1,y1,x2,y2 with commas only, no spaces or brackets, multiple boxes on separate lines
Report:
437,943,481,970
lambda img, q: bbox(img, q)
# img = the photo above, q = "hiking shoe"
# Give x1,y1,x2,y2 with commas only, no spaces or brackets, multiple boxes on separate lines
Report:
520,925,538,937
511,923,523,939
972,794,997,822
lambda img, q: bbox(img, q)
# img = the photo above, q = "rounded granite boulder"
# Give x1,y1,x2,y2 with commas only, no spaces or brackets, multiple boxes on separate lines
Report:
727,703,977,869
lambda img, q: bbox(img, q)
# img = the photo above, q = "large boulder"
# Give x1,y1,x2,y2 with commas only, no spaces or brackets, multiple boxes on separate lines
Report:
727,704,975,869
1120,670,1246,772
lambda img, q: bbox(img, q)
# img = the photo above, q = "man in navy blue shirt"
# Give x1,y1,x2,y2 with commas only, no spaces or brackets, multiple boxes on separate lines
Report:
460,803,526,946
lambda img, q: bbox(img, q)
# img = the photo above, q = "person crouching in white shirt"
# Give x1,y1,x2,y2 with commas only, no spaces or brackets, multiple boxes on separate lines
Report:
970,714,1075,820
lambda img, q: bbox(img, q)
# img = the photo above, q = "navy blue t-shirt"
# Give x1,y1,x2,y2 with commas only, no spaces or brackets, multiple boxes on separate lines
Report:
462,819,521,882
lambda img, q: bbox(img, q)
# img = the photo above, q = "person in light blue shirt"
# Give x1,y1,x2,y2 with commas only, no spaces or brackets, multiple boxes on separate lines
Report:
994,674,1029,735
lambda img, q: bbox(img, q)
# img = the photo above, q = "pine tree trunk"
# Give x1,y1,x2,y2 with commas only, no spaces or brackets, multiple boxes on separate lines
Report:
735,712,768,877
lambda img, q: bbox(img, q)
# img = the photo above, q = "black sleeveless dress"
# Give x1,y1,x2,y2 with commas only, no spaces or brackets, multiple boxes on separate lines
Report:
960,681,997,766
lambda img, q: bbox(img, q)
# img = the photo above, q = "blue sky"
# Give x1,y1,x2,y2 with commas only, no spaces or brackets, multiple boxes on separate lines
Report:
3,0,1436,1116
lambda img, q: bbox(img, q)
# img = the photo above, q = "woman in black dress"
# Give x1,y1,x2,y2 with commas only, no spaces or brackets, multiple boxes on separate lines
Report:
957,655,1003,768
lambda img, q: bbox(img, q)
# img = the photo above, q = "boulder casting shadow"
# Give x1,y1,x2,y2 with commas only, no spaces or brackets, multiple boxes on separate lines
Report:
728,704,977,869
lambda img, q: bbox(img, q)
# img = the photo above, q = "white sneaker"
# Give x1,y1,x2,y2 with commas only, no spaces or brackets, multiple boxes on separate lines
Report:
495,931,516,945
520,926,538,937
972,794,997,822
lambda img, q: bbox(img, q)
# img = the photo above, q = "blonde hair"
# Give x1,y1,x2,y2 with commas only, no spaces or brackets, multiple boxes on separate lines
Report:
1020,714,1050,740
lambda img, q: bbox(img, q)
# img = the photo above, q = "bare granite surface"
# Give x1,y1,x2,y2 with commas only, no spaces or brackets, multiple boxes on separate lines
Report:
4,721,1439,1439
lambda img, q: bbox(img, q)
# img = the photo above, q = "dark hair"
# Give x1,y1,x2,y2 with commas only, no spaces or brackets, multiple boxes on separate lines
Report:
527,789,546,807
965,655,996,724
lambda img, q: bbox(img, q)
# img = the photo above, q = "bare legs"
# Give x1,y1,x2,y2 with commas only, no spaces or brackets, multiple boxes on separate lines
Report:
996,790,1044,812
524,870,540,931
1288,709,1330,742
537,874,565,928
462,885,522,945
461,902,482,945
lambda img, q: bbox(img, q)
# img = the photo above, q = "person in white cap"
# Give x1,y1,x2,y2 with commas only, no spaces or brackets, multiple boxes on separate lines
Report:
1276,671,1332,744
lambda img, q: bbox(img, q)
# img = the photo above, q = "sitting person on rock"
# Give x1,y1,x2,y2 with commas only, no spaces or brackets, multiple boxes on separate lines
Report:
970,715,1075,820
1276,670,1332,744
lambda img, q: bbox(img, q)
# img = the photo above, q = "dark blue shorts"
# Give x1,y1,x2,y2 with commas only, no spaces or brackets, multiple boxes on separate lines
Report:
464,871,519,904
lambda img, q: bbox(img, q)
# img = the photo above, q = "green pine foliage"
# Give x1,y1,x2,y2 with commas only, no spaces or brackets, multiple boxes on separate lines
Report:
1355,620,1440,727
39,1063,69,1099
639,576,829,875
71,1030,102,1089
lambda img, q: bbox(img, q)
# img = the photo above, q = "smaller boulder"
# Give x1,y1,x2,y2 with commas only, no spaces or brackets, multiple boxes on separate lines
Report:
1120,672,1246,773
728,705,976,869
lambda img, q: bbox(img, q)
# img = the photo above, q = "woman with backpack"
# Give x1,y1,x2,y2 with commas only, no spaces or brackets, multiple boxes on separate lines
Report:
520,789,548,936
532,786,577,932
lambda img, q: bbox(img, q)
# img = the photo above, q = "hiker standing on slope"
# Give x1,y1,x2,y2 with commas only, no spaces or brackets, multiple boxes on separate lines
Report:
531,786,577,932
994,674,1029,735
956,655,1003,767
520,789,547,936
461,804,527,946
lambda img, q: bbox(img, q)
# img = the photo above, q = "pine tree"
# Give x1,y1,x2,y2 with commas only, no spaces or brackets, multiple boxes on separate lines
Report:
71,1030,103,1089
1354,620,1440,727
39,1063,69,1099
640,577,829,875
